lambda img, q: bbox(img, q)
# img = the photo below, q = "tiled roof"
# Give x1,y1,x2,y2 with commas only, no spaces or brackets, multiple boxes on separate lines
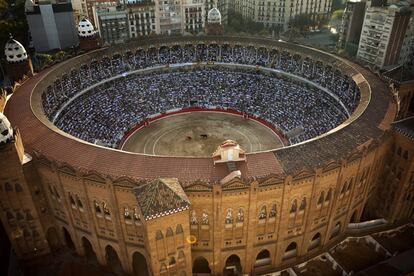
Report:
4,37,395,185
134,178,190,220
391,117,414,140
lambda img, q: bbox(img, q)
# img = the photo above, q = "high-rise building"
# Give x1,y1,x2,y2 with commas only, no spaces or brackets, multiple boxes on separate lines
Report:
94,6,130,44
357,0,412,69
127,2,157,37
25,0,79,52
337,0,366,56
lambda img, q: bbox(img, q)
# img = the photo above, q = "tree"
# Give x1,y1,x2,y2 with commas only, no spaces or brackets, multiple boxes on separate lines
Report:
0,0,29,53
331,9,344,20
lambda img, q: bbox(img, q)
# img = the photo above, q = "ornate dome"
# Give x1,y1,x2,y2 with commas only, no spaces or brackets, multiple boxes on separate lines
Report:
4,35,28,63
78,18,96,38
0,112,13,144
208,8,222,24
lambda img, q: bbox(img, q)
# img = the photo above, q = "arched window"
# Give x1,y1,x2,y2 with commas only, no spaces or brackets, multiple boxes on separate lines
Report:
76,196,84,209
16,211,24,220
178,250,185,259
169,256,176,266
32,230,39,237
269,204,277,218
258,205,267,219
94,200,102,214
6,211,14,220
290,199,297,213
201,211,209,225
237,208,244,222
69,194,76,206
103,202,110,217
5,182,12,192
225,209,233,224
176,224,184,234
341,183,347,194
15,183,23,192
346,180,353,192
133,208,141,224
166,227,174,237
53,187,60,199
156,230,164,240
160,263,167,273
403,151,408,160
26,210,33,220
124,207,132,220
190,210,198,225
326,189,332,201
299,197,306,211
317,191,325,205
23,228,31,238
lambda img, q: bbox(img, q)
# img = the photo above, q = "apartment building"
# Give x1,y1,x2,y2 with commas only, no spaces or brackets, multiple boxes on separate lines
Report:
357,0,412,69
337,0,366,55
94,6,130,44
232,0,332,31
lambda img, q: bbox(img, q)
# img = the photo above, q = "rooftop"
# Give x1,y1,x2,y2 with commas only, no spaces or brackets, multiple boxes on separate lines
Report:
391,117,414,140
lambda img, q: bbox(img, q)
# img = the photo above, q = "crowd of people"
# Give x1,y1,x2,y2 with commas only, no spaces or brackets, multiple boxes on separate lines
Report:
42,44,360,148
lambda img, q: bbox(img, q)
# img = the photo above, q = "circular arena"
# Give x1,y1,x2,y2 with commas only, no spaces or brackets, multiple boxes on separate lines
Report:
3,36,396,275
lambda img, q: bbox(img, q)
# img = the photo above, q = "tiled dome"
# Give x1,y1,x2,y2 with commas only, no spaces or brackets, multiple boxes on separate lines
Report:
4,35,28,63
0,112,13,145
78,18,96,38
208,8,222,24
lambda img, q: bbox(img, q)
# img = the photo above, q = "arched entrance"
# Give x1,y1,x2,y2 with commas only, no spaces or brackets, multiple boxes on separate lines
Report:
193,256,211,274
283,242,297,261
132,251,149,276
105,245,124,274
82,237,98,265
308,233,321,251
46,227,60,252
62,227,75,251
223,254,242,276
330,222,341,239
255,249,271,267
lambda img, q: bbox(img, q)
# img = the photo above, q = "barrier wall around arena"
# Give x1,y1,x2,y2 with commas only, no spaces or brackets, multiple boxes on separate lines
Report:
118,107,289,150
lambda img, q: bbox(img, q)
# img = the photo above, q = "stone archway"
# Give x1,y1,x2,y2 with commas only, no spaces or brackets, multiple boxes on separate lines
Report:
193,256,211,274
283,242,297,261
255,249,271,267
308,232,322,251
82,237,98,265
132,251,149,276
46,227,60,252
223,254,242,276
105,245,124,275
62,227,75,251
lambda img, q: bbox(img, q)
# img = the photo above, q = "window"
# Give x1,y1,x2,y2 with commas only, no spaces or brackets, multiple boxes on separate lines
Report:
290,199,297,213
225,209,233,224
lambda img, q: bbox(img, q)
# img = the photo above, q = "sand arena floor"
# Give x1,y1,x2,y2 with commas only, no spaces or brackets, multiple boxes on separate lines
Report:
121,112,284,157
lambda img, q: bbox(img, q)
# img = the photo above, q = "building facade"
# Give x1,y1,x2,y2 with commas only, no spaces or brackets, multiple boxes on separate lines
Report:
25,0,79,52
337,0,366,56
1,36,413,275
357,0,412,69
233,0,332,31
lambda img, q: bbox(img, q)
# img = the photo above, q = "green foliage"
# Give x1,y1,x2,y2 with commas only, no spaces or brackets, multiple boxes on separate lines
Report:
290,14,317,31
331,9,344,20
332,0,345,10
0,0,29,59
226,11,267,35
